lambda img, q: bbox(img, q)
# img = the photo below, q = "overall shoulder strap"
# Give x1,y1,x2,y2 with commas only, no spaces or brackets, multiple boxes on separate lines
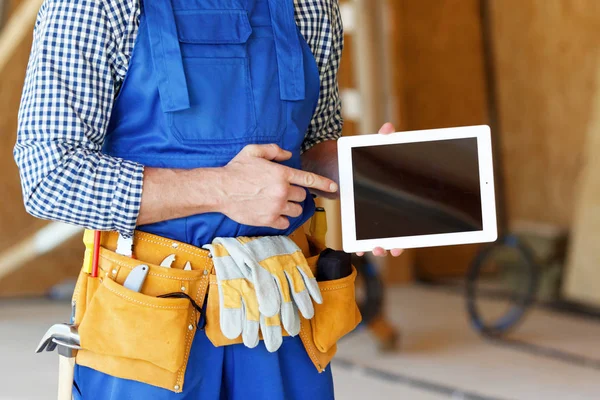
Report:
144,0,190,112
268,0,306,101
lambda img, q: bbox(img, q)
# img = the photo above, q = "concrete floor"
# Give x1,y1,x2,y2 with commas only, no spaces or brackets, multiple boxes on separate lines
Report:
1,285,599,400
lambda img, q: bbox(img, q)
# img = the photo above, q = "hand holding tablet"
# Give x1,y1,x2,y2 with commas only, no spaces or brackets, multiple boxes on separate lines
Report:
338,124,498,255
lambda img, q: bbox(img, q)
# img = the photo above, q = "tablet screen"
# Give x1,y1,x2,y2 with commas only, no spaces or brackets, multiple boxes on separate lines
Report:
352,138,484,240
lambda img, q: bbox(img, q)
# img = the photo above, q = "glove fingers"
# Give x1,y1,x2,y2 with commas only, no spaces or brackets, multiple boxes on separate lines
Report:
280,299,300,336
218,283,243,339
284,270,315,319
286,302,301,336
243,236,295,317
272,270,292,322
219,238,281,317
241,299,259,348
260,314,283,353
210,239,250,340
221,308,243,339
252,264,281,317
296,265,323,305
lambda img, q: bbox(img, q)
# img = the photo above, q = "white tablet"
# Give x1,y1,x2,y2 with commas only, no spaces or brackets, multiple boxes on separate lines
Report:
337,125,498,253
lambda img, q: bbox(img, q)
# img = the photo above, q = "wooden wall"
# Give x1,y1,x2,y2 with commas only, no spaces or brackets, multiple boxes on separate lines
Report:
387,0,600,280
389,0,489,278
562,64,600,306
0,0,83,296
491,0,600,305
392,0,489,131
491,0,600,228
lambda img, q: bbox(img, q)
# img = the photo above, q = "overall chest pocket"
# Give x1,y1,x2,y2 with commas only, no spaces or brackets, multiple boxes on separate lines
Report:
168,10,257,145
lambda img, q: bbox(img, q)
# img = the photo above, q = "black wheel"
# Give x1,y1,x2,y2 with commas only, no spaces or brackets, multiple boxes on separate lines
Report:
466,234,539,336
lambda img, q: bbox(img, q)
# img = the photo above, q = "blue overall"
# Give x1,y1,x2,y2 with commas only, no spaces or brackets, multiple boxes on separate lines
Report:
73,0,334,398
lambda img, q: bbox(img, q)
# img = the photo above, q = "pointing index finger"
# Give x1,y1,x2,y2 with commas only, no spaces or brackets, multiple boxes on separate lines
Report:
287,169,338,193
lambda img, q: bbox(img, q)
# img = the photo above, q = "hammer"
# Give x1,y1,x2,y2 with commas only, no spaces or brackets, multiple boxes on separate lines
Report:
36,323,81,400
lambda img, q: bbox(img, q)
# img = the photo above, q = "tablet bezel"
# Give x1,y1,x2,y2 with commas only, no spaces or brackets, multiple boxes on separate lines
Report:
337,125,498,253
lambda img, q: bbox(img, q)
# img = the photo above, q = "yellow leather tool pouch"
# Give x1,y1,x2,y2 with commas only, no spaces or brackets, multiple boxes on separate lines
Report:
72,231,212,393
78,276,193,373
311,266,361,353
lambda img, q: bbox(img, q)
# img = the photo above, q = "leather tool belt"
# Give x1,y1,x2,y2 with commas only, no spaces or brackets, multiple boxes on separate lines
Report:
72,228,361,393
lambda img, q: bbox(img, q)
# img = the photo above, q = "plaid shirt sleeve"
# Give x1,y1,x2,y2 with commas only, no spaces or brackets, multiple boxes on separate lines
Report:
14,0,143,236
296,0,344,152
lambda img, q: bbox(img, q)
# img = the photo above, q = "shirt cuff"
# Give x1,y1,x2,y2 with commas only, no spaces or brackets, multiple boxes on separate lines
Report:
301,118,344,153
110,159,145,237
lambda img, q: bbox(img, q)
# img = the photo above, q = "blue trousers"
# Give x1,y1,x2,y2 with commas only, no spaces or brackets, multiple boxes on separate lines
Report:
74,331,335,399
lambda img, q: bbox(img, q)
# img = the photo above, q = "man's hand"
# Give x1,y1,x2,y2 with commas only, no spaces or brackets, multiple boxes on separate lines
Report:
217,144,338,230
137,144,337,228
356,122,404,258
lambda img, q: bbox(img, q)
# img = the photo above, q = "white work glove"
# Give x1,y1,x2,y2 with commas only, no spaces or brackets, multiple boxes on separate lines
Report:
205,236,323,352
203,244,262,349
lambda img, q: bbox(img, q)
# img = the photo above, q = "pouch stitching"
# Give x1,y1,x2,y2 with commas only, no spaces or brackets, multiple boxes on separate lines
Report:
103,283,190,309
319,284,352,291
317,270,357,291
178,275,209,386
135,234,210,259
299,321,320,367
194,276,208,306
176,304,194,388
99,255,204,281
136,233,208,258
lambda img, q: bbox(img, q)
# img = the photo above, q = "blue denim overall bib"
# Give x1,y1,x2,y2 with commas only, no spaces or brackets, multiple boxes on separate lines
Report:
74,0,334,398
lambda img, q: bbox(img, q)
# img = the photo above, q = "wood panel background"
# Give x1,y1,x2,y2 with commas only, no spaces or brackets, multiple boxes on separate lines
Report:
0,1,84,296
392,0,489,131
491,0,600,228
388,0,600,282
491,0,600,304
562,63,600,306
389,0,489,278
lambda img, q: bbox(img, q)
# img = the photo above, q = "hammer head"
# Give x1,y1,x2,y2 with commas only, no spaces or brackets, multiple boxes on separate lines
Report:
36,323,81,354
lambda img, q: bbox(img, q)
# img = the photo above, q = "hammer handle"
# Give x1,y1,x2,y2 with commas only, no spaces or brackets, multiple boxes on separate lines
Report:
58,355,75,400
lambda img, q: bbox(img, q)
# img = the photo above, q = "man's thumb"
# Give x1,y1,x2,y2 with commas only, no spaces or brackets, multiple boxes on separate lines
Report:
378,122,396,135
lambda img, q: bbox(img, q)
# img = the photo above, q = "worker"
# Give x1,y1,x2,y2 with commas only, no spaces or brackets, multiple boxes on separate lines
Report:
15,0,402,398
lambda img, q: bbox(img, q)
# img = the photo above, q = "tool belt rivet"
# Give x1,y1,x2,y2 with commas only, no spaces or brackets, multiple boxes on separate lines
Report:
174,385,180,391
171,243,179,249
181,286,186,291
111,269,117,275
203,270,208,275
188,324,194,331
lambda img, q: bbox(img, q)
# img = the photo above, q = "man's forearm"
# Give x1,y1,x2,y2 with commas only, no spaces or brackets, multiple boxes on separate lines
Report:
137,167,223,226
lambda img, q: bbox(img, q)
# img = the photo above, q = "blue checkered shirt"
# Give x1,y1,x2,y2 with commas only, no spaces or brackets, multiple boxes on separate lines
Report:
14,0,344,237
